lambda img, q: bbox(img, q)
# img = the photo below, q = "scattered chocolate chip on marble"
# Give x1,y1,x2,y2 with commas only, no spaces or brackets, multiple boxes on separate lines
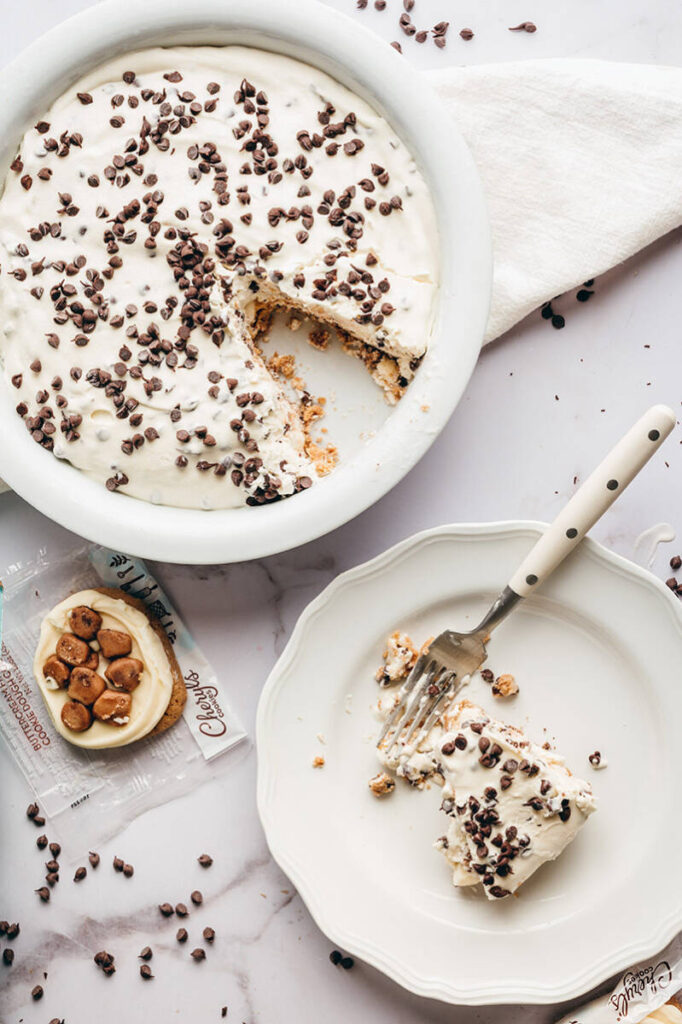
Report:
191,948,206,961
175,903,189,917
509,21,537,32
390,41,402,52
198,854,213,868
459,28,474,39
480,668,494,683
6,923,19,940
49,842,61,858
159,903,174,917
35,886,50,902
666,577,678,590
113,856,124,872
670,554,681,570
190,890,203,905
139,946,153,961
31,984,44,1000
203,927,215,943
33,815,46,827
36,834,48,849
26,802,40,819
3,949,14,966
140,964,154,980
89,851,100,868
329,950,342,965
123,863,134,878
49,1019,65,1024
221,1009,227,1019
176,927,188,944
46,860,60,874
74,867,87,882
340,956,355,970
46,872,59,887
94,950,116,975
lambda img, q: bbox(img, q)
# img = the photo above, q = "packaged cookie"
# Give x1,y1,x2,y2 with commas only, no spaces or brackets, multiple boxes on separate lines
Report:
0,543,246,850
557,934,682,1023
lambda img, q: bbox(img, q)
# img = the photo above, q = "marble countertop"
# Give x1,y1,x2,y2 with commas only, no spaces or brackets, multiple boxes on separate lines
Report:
1,1,681,1022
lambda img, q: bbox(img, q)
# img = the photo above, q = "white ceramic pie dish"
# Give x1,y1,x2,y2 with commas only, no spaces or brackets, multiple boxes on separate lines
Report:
0,0,491,564
257,522,682,1005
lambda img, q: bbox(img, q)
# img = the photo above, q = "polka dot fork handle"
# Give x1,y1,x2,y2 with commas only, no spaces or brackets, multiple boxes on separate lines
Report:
377,406,675,761
508,404,676,598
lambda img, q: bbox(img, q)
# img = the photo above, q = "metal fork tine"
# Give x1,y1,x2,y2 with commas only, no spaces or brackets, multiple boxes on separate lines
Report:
376,651,430,747
400,666,451,747
411,672,459,748
384,661,438,745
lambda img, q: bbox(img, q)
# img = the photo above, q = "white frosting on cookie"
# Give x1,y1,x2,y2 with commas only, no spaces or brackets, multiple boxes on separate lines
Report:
34,589,174,748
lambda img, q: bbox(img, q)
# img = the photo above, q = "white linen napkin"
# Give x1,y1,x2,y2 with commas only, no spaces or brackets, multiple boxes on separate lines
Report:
427,59,682,342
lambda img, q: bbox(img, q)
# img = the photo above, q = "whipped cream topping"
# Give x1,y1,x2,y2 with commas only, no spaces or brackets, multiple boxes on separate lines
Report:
0,47,438,509
34,589,174,748
378,697,596,898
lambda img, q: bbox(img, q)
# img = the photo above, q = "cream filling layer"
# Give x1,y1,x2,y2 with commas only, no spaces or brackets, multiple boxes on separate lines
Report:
34,589,174,749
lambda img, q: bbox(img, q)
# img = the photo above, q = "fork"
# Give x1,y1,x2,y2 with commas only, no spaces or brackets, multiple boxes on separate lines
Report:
378,404,676,759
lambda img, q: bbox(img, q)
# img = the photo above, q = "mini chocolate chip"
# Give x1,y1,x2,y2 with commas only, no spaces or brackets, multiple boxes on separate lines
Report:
198,854,213,868
190,890,203,905
140,964,153,979
176,927,188,943
190,948,206,961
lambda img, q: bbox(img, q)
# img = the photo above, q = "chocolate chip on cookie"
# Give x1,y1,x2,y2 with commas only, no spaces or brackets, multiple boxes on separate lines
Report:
61,700,92,732
105,657,143,692
56,633,91,666
67,667,107,706
68,605,103,641
84,648,100,671
92,690,132,725
97,628,132,659
42,655,71,689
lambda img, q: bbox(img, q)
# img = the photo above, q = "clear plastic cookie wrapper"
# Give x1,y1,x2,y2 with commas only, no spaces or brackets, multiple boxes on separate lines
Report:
0,542,247,852
556,935,682,1023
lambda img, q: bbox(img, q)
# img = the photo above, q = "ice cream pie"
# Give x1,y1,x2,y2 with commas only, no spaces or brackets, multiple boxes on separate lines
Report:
0,47,438,510
34,587,186,748
374,635,595,899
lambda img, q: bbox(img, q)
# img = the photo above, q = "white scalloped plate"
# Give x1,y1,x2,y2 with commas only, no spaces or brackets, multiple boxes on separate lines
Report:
257,522,682,1005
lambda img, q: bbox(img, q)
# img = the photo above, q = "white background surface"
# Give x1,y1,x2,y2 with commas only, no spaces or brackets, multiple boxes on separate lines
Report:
1,1,681,1022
